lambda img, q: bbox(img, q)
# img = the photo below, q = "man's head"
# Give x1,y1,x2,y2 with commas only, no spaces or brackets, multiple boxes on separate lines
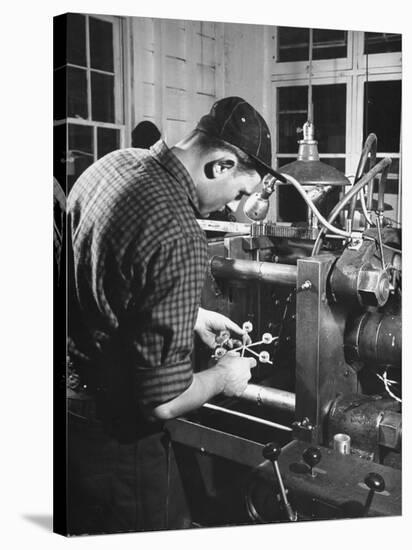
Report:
172,97,285,217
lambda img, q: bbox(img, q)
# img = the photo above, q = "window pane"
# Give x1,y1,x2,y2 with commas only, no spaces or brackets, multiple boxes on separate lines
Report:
278,87,308,153
68,124,94,191
91,72,115,122
313,29,347,60
313,84,346,153
67,66,88,119
54,15,67,69
68,123,93,153
90,17,114,72
53,67,66,120
278,27,308,62
363,81,401,152
97,127,120,158
67,13,87,67
365,33,402,54
278,27,347,62
53,124,67,185
277,84,346,154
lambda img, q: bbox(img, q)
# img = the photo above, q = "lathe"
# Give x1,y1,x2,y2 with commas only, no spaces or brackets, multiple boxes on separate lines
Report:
166,132,402,525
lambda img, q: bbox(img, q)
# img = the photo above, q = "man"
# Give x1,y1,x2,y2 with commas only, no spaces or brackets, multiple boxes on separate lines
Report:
67,97,283,535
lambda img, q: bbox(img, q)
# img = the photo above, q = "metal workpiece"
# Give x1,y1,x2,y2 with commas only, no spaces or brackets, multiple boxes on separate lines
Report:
240,384,296,413
344,311,401,369
250,223,319,240
357,263,390,307
327,393,401,457
210,256,297,286
379,410,402,451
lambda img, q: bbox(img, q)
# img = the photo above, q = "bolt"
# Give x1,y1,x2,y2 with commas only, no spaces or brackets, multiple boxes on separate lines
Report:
300,280,312,291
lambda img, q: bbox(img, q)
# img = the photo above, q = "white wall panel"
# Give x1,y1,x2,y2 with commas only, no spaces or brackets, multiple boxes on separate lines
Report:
196,64,216,96
163,20,186,59
194,21,216,39
142,18,155,50
165,57,187,90
130,17,223,141
166,87,187,121
142,82,156,118
165,119,187,144
195,35,216,67
142,49,155,83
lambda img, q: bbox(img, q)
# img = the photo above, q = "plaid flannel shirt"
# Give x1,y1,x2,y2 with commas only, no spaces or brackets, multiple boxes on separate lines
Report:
68,140,208,408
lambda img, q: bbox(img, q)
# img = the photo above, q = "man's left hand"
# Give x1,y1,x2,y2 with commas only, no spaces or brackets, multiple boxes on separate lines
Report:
194,307,251,349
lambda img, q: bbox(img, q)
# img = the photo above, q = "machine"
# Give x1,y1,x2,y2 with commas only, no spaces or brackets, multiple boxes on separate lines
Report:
165,133,402,525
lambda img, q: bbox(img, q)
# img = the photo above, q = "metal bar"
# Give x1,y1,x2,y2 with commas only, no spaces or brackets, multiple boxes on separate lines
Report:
240,384,296,413
273,461,297,521
197,219,251,234
202,403,292,432
211,256,297,286
165,418,268,467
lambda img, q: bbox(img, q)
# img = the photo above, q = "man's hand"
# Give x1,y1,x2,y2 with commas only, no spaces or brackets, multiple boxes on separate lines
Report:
195,307,251,349
215,351,256,397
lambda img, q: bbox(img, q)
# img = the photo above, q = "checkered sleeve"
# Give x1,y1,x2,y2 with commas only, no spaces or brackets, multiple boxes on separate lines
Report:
129,234,208,409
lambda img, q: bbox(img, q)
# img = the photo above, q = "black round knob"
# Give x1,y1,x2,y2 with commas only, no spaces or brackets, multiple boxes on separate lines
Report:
263,442,281,462
364,473,385,493
302,447,322,468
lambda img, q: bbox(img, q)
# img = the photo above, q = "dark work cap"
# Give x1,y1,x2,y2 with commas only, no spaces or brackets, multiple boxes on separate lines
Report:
196,96,286,182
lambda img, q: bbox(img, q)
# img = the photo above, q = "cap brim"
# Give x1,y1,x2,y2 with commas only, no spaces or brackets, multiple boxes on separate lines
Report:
249,154,287,184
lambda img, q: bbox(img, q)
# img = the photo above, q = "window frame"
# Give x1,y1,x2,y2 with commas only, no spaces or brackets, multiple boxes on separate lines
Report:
272,28,354,75
54,14,126,167
271,28,402,224
272,74,353,171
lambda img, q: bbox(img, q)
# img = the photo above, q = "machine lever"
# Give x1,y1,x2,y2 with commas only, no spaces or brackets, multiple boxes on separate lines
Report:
302,447,322,477
263,442,297,522
363,473,386,516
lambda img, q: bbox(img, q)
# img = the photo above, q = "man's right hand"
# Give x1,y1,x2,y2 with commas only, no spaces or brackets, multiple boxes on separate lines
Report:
150,352,256,421
215,351,256,397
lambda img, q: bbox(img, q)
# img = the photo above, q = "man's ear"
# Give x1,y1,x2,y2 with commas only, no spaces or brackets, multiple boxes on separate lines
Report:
204,159,235,179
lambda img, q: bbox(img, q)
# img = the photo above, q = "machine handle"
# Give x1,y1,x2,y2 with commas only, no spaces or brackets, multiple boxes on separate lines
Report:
363,473,386,516
263,442,297,522
302,447,322,477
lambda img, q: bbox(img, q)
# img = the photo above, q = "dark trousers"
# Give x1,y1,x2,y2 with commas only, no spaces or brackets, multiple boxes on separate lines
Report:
67,398,191,535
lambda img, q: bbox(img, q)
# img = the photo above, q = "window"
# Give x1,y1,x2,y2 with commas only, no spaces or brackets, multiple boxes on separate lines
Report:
277,27,348,62
272,27,402,224
364,33,401,54
54,13,125,191
276,82,347,174
363,79,401,221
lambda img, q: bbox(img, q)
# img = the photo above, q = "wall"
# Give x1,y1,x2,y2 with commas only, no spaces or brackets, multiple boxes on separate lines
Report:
128,17,273,145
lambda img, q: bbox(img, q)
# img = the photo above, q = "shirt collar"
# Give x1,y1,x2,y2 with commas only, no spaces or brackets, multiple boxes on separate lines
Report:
149,140,201,216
